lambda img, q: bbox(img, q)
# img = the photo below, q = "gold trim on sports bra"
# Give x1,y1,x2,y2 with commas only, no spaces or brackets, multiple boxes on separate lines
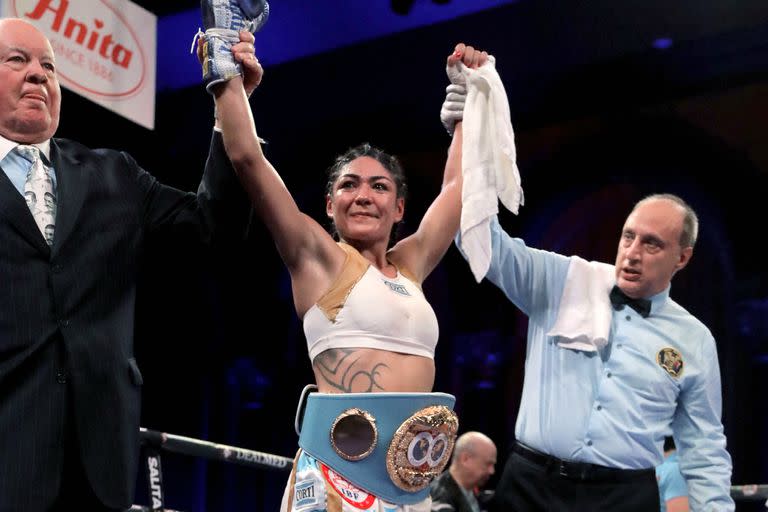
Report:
315,243,370,322
315,243,422,322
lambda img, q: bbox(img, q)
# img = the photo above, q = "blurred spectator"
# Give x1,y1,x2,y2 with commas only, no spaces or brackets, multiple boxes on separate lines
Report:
656,437,689,512
431,431,497,512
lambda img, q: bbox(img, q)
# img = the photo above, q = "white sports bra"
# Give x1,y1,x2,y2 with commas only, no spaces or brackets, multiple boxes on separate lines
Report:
303,243,439,361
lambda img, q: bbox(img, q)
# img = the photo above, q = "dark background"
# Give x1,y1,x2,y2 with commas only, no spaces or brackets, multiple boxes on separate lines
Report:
47,0,768,510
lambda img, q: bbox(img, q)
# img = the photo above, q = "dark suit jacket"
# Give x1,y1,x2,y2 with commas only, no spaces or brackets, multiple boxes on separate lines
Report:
0,133,249,511
430,470,478,512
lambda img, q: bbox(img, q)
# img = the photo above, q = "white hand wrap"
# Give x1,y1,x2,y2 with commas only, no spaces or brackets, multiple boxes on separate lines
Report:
440,83,467,136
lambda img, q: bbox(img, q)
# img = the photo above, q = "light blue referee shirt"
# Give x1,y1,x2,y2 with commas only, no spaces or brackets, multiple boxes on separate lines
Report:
461,216,734,510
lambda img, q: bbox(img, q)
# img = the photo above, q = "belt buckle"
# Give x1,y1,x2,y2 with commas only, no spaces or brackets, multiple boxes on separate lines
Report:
556,460,570,478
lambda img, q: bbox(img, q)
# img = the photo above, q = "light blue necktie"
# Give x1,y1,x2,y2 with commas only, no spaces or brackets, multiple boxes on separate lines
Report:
17,145,56,245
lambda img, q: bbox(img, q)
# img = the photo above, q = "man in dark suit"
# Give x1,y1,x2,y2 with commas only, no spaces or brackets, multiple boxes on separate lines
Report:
0,17,259,511
430,432,497,512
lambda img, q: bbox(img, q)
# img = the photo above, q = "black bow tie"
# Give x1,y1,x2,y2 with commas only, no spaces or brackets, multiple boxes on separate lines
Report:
609,285,651,318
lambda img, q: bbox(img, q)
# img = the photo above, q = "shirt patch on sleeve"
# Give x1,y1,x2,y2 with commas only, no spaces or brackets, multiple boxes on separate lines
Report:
656,347,684,378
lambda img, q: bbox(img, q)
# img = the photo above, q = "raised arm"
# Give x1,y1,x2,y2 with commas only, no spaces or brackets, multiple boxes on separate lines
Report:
390,43,488,283
199,30,343,314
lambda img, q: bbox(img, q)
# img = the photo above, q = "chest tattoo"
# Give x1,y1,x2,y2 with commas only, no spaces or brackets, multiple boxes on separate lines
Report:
313,348,389,393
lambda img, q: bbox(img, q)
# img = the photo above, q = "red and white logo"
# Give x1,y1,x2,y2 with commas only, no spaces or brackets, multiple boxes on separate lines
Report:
11,0,147,99
320,463,376,509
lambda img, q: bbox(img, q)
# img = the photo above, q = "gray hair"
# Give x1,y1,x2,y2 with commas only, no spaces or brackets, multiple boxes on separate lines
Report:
633,193,698,249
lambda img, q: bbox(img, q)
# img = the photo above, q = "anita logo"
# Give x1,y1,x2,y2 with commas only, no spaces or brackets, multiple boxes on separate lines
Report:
26,0,133,68
13,0,148,99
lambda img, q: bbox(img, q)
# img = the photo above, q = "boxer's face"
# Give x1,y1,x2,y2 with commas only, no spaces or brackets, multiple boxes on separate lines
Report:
326,156,404,245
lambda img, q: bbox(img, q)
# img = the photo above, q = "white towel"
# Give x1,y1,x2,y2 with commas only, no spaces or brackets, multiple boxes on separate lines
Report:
459,56,524,283
547,256,616,352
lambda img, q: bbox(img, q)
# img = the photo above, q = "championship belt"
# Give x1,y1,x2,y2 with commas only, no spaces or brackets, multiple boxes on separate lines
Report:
296,390,459,505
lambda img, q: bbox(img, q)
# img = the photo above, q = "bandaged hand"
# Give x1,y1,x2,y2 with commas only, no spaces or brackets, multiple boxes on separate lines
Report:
440,83,467,136
440,43,488,135
199,0,269,93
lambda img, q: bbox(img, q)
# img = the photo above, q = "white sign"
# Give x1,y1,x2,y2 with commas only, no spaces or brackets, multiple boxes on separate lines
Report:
3,0,157,130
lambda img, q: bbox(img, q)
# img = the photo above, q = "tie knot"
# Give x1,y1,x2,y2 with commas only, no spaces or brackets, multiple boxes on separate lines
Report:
609,285,651,318
15,144,41,163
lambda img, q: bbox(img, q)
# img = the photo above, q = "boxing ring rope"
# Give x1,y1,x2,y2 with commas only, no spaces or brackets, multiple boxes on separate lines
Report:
731,484,768,502
130,427,768,511
131,427,294,512
139,427,293,472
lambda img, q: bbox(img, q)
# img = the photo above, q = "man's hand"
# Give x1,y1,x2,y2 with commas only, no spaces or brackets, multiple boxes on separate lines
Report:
197,30,263,96
198,0,269,93
233,31,262,96
441,43,489,135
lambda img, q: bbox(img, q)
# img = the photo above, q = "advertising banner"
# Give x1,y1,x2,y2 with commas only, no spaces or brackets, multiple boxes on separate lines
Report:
2,0,157,129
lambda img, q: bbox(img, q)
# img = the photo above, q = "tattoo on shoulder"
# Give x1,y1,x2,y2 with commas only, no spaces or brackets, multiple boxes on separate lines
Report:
313,348,389,393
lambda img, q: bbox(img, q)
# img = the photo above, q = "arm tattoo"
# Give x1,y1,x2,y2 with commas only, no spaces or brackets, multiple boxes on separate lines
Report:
313,348,389,392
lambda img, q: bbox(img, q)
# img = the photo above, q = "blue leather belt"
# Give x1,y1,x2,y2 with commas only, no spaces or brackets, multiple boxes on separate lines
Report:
297,390,457,505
